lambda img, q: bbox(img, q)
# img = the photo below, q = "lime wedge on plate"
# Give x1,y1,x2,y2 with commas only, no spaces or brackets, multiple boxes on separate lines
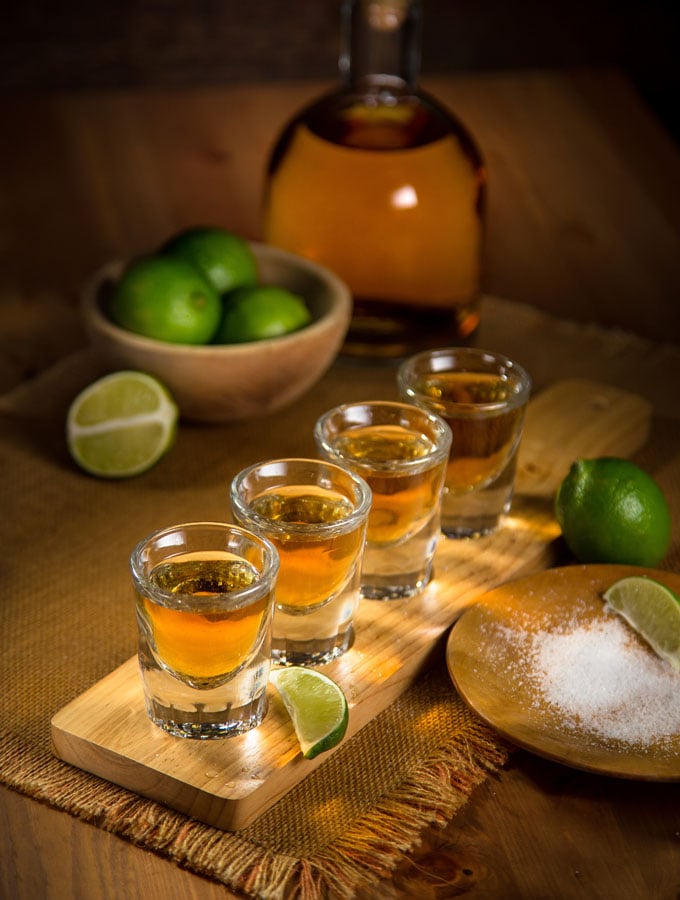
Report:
67,371,178,478
270,667,349,759
603,575,680,671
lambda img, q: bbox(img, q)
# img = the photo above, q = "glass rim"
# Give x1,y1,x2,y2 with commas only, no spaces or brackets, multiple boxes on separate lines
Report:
397,347,532,413
229,456,373,537
314,399,452,472
130,520,280,611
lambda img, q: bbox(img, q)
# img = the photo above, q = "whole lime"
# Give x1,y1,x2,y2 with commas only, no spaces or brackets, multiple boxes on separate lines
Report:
215,285,311,344
109,256,221,344
162,226,258,295
554,457,671,567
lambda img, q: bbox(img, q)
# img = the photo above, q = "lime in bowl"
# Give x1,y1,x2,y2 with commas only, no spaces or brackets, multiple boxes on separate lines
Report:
80,242,351,424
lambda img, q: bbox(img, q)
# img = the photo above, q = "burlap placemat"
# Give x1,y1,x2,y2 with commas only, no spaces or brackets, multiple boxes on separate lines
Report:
1,295,678,898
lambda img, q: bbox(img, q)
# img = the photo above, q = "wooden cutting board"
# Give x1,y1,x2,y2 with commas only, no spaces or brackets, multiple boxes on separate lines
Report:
51,378,651,830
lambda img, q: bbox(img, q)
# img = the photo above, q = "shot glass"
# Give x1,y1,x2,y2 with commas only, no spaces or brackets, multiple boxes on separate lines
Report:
397,347,531,538
130,521,279,739
230,458,371,666
314,401,452,600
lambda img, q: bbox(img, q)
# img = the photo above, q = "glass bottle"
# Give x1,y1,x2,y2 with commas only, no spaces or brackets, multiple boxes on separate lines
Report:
263,0,486,360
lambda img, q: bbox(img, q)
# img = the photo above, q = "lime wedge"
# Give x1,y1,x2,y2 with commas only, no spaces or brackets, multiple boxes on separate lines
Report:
67,371,178,478
603,575,680,671
270,667,349,759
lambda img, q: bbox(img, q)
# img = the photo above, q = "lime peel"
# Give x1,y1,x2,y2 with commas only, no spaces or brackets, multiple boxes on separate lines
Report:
270,666,349,759
162,226,258,295
555,457,671,567
215,285,311,344
67,371,178,478
603,575,680,672
109,255,221,344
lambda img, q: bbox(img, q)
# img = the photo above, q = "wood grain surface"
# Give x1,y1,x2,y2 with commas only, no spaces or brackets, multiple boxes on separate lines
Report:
1,69,679,404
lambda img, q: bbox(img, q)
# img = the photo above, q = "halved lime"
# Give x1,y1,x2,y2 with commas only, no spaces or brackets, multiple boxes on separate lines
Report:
270,666,349,759
67,371,178,478
603,575,680,671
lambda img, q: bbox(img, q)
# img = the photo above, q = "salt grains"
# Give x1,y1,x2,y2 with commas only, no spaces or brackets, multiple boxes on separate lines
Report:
525,615,680,747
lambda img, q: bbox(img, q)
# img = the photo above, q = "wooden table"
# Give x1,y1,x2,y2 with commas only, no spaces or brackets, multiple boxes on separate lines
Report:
1,68,679,899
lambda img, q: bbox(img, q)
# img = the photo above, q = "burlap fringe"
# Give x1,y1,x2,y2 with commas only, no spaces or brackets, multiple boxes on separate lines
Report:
2,722,509,899
291,728,510,900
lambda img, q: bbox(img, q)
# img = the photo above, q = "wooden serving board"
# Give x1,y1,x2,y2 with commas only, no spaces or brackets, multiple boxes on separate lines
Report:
51,378,651,830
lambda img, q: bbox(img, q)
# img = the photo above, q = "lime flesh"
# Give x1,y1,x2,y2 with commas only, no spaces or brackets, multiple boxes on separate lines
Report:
67,371,178,478
603,575,680,671
270,666,349,759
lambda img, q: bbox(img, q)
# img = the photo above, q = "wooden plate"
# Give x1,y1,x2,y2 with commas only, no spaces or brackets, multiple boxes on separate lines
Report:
446,564,680,780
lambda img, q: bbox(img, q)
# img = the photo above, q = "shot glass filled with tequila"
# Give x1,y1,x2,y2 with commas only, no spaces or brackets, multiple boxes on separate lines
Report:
230,458,371,666
398,347,531,537
130,522,279,739
315,401,451,600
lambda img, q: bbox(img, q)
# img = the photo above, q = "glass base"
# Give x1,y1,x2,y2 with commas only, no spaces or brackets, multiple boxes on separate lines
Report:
361,567,432,600
144,693,268,739
138,644,271,739
441,518,501,539
271,626,354,667
441,480,514,540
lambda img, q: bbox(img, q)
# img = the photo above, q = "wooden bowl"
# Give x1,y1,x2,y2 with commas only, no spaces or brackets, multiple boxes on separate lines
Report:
80,243,352,423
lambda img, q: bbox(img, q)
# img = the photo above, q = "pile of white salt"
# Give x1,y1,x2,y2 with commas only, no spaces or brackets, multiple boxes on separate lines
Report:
497,612,680,748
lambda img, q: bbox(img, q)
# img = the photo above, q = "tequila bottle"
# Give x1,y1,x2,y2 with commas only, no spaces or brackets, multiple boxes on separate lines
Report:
263,0,486,359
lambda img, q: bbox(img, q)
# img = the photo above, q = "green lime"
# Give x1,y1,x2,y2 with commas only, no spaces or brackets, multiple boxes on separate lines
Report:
109,256,221,344
67,371,178,478
270,666,349,759
215,285,311,344
555,457,671,567
162,226,258,295
603,575,680,670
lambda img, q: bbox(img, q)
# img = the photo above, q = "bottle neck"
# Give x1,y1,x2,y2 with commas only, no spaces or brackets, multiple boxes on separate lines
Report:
339,0,422,93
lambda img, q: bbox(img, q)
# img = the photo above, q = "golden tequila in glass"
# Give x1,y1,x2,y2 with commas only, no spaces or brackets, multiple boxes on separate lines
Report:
131,523,279,738
398,348,531,537
315,402,451,599
230,459,371,665
144,557,268,685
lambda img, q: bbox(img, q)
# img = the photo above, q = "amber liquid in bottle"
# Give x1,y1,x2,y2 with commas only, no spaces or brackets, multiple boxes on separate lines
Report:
264,0,486,361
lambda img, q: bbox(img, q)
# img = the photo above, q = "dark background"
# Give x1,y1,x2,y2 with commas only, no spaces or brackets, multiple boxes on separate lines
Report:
2,0,679,142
